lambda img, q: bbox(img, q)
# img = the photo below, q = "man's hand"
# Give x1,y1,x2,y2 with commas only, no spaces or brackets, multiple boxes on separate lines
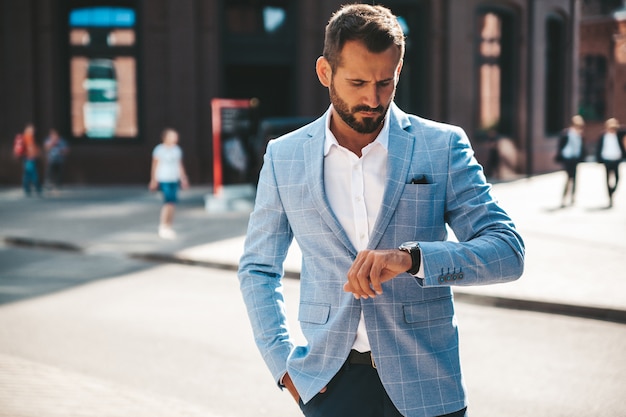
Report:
282,372,300,403
344,249,412,299
283,372,327,404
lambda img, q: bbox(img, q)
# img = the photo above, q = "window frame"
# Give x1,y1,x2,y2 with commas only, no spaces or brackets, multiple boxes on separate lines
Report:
578,54,607,122
63,0,142,143
544,12,567,135
474,4,520,138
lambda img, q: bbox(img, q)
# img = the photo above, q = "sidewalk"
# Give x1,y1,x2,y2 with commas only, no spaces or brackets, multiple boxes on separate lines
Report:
0,353,219,417
1,162,625,321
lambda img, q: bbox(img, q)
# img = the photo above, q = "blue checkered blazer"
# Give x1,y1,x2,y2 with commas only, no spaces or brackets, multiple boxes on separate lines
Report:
238,103,524,417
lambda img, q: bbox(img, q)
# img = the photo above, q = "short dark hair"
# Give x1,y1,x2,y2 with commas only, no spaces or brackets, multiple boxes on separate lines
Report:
323,4,405,70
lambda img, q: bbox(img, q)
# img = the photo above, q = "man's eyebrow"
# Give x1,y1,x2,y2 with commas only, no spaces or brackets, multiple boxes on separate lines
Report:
345,77,395,83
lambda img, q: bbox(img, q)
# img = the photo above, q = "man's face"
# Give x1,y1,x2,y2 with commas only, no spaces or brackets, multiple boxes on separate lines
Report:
324,40,402,135
329,79,386,134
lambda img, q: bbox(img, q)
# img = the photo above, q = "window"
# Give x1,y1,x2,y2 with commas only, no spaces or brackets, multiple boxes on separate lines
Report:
478,12,502,131
476,7,517,136
385,2,429,117
225,0,289,36
578,55,607,121
545,14,566,134
67,4,138,140
221,1,297,119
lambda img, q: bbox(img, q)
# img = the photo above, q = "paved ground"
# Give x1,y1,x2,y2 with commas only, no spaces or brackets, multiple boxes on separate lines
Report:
1,162,625,416
1,163,625,316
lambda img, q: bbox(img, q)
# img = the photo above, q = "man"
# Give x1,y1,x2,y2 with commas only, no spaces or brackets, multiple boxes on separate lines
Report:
44,128,70,192
238,4,524,417
20,123,43,197
555,115,585,207
595,117,626,208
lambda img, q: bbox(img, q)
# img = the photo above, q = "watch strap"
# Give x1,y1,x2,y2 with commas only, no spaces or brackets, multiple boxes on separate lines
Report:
399,242,421,275
407,248,421,275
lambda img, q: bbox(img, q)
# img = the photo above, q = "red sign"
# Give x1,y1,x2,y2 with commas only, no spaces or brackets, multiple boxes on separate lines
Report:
211,98,253,195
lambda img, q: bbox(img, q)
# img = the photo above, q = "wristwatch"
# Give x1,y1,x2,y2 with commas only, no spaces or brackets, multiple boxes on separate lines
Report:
398,241,421,275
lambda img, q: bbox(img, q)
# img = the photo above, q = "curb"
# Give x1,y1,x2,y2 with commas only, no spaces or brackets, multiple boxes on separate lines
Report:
4,236,626,324
135,252,626,324
453,292,626,324
129,252,302,279
3,236,83,253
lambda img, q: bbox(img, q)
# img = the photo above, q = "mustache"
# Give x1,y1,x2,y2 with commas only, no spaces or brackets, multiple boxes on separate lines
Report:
353,105,384,114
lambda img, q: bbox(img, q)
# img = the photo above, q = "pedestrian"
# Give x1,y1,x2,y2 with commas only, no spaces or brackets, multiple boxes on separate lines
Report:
44,128,70,193
237,5,525,417
19,123,43,197
595,117,626,208
555,115,585,207
149,128,189,239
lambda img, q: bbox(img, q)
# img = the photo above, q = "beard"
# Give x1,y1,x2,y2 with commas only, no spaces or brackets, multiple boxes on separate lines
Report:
329,81,390,134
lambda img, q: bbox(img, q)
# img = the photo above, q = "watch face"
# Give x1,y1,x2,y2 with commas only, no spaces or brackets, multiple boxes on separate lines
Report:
400,241,420,251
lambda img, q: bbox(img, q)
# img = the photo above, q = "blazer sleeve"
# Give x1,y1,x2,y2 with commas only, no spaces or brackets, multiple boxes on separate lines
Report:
419,127,525,287
555,131,567,161
595,134,604,162
620,131,626,158
237,144,295,384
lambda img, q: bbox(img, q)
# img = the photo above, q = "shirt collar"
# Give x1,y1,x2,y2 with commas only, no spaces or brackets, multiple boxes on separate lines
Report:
323,104,390,156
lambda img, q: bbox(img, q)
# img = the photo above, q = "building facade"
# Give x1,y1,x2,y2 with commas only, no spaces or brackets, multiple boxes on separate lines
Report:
0,0,582,185
578,0,626,148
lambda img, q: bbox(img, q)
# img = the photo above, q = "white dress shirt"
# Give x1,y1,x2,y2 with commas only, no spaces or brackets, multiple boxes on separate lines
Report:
601,132,622,161
324,106,389,352
562,128,582,159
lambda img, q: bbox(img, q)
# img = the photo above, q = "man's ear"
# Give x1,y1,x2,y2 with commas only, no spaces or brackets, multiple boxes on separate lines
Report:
316,56,332,87
395,58,404,83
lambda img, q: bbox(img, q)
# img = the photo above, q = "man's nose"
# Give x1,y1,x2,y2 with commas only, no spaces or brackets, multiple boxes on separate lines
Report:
361,84,381,109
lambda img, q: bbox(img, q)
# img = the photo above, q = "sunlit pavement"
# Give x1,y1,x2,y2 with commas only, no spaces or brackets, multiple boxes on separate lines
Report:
0,162,625,417
1,162,625,317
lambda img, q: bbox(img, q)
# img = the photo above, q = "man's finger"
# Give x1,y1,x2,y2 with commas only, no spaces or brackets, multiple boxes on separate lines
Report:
368,259,384,295
354,253,378,298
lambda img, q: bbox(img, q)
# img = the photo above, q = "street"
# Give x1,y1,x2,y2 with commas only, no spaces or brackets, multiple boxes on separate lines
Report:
0,245,624,417
1,163,626,416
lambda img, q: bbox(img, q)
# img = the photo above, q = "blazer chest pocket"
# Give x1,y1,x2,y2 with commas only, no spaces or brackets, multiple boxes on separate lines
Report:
397,184,443,228
403,297,454,328
400,183,436,204
299,302,331,325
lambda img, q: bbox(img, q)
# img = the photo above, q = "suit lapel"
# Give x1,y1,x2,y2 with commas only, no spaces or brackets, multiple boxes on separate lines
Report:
303,115,357,256
368,104,414,249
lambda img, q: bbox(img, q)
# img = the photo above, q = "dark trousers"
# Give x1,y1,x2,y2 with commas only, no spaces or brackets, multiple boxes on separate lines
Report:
561,159,579,205
22,159,42,195
46,161,64,188
604,160,621,197
299,356,467,417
